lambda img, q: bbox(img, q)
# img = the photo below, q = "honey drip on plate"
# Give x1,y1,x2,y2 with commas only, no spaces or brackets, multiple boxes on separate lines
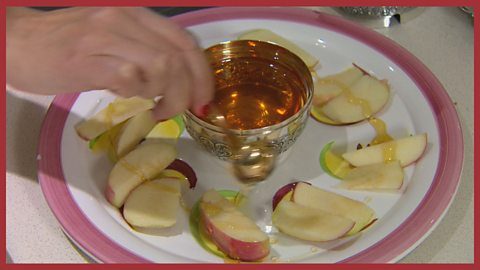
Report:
328,80,395,163
367,117,395,162
368,117,394,145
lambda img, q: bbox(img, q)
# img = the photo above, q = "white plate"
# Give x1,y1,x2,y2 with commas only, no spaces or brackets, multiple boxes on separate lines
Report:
38,7,463,263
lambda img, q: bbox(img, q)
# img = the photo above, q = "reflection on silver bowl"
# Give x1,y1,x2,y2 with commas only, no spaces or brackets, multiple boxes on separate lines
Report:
184,40,314,163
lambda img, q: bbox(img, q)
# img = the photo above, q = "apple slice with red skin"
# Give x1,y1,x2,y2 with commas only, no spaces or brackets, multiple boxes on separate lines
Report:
273,182,376,236
272,199,355,242
320,74,390,124
199,189,270,262
311,66,364,107
342,133,428,167
115,110,157,158
339,160,404,191
272,181,309,210
291,182,376,235
123,177,181,228
310,64,390,125
105,142,177,208
164,159,197,189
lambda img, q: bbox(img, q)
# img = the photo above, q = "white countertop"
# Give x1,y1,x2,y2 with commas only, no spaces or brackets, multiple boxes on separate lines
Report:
6,7,474,263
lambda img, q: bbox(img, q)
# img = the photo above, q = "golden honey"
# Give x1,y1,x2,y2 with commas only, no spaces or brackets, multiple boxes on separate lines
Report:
198,57,307,130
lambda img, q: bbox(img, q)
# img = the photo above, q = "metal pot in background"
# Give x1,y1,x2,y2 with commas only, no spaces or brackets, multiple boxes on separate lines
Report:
336,6,425,28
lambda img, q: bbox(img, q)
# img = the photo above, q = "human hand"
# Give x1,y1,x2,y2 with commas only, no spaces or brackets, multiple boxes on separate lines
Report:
7,7,214,119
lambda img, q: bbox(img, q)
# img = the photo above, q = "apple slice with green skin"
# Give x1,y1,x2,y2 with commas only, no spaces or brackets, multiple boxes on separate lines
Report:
199,189,270,261
88,121,125,162
115,110,156,158
272,199,355,242
145,115,184,144
311,66,364,107
237,29,319,68
75,96,155,140
319,141,353,179
105,142,177,208
291,182,376,235
338,160,404,190
123,177,181,228
310,106,345,125
342,133,427,167
321,74,390,124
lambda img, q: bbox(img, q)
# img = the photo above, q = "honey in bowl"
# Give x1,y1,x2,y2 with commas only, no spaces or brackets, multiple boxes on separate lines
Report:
198,56,307,130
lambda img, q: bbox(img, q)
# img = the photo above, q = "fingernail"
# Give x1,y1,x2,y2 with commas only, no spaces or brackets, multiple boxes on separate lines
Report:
198,104,210,117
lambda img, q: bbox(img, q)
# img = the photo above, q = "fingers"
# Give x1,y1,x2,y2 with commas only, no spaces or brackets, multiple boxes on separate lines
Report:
78,7,214,117
80,31,173,98
76,55,147,97
119,7,215,106
181,49,215,115
151,54,193,120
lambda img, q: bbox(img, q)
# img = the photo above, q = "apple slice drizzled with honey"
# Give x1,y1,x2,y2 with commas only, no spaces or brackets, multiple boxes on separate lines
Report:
272,182,376,241
77,96,185,162
190,190,271,262
75,96,155,141
310,64,390,126
320,133,428,191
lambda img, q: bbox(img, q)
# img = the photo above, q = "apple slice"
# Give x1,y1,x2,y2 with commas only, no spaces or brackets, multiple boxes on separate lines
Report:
338,161,404,190
272,182,298,211
319,141,353,179
292,182,376,235
88,121,125,162
342,133,427,167
156,158,198,191
105,142,177,208
123,178,181,228
165,159,197,189
75,96,155,140
272,199,354,242
145,116,183,144
115,110,157,158
321,74,390,124
271,181,315,211
199,189,270,261
310,106,344,125
237,29,318,68
155,169,190,191
311,66,364,107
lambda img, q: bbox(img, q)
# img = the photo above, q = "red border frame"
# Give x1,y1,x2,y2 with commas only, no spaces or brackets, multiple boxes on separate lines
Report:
1,2,7,266
3,2,478,269
3,0,476,7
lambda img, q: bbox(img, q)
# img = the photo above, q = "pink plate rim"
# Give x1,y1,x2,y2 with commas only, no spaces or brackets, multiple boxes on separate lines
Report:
38,7,464,263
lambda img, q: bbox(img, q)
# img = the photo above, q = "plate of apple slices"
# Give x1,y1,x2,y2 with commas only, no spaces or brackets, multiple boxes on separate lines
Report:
38,7,463,263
